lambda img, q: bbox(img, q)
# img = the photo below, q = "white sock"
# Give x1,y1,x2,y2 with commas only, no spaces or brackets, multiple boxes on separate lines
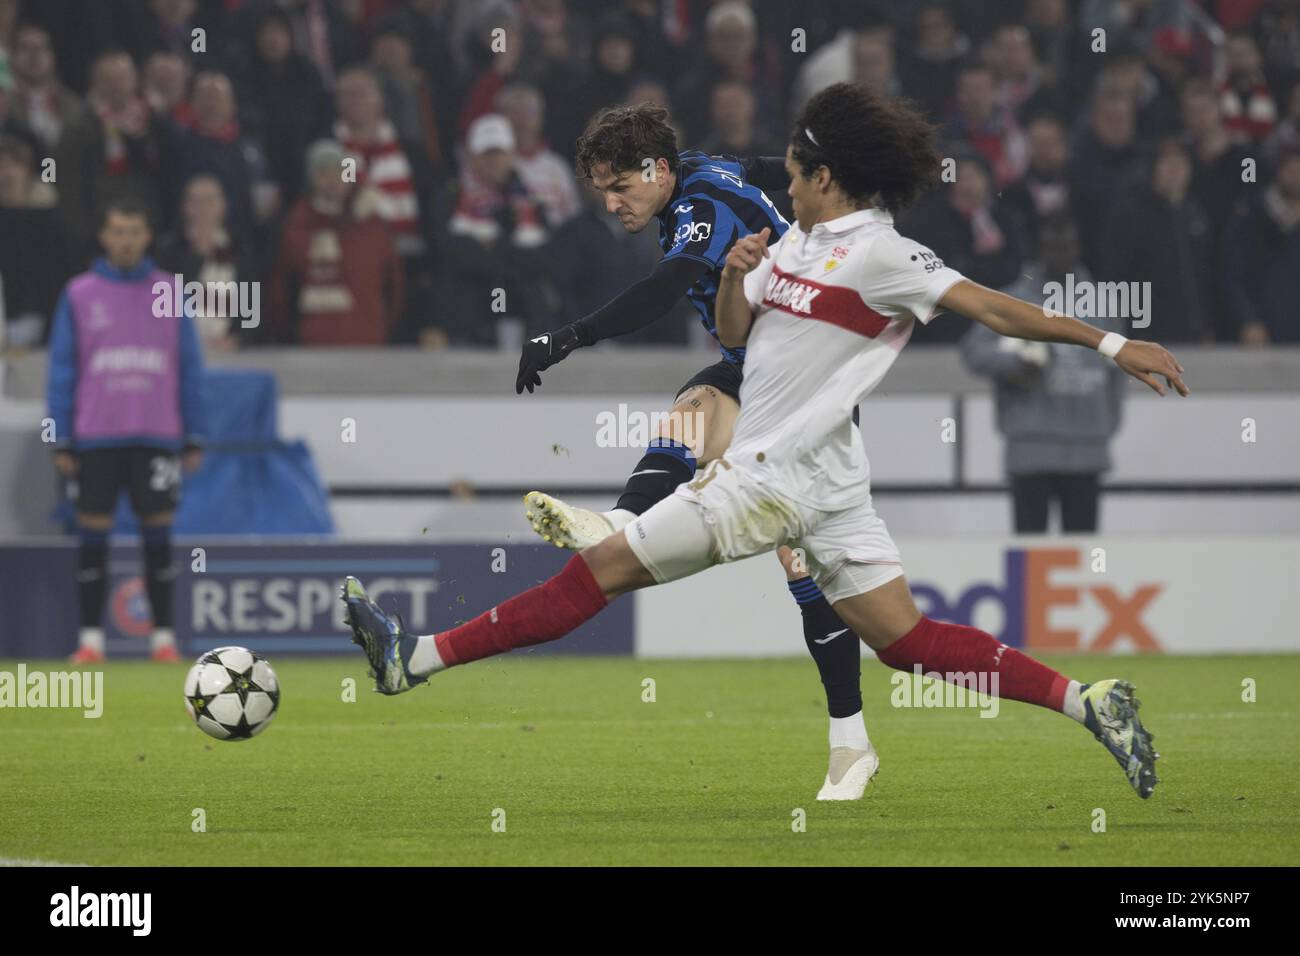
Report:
1063,680,1086,724
79,627,105,654
829,711,871,751
601,508,636,531
151,627,176,652
408,634,447,677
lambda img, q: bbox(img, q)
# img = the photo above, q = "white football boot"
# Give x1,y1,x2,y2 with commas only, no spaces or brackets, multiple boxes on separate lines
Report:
816,744,880,801
524,492,631,549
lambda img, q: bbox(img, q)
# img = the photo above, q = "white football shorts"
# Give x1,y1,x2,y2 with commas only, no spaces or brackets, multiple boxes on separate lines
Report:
623,457,905,603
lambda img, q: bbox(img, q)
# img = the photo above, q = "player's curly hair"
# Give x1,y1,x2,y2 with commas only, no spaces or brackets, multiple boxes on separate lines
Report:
574,103,680,181
790,82,941,213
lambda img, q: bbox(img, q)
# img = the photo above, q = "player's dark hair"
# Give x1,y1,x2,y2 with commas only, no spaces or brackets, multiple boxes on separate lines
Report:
100,195,152,228
790,82,941,213
574,103,679,181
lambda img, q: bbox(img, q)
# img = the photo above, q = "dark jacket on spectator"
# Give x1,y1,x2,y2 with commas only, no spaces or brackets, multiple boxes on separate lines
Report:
1222,188,1300,343
1105,187,1214,343
230,48,332,207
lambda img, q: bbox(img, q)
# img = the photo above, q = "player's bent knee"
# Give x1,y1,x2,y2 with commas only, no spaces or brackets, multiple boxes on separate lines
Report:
582,531,656,600
831,577,922,650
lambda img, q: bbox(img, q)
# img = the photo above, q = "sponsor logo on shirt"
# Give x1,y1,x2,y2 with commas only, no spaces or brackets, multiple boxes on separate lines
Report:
672,221,711,248
762,274,822,314
89,346,167,374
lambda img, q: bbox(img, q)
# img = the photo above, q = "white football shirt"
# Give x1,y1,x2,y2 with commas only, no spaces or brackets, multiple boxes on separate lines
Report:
732,206,965,510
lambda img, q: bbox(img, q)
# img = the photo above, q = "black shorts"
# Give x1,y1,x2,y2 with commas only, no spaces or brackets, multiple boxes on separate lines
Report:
69,446,182,516
673,358,860,425
675,359,744,402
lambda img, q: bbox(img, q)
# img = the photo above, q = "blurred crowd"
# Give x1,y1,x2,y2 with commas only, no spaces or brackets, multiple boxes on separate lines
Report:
1,0,1299,350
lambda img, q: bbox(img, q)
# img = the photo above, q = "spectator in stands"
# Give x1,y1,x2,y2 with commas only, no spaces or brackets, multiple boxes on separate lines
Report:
1024,0,1075,97
624,77,671,110
510,0,589,156
1069,88,1140,273
1256,0,1300,95
261,0,359,91
961,214,1125,534
334,66,432,261
456,0,525,141
171,71,279,253
987,23,1058,119
334,64,436,342
0,47,36,148
852,27,901,100
230,6,330,208
1220,32,1278,143
269,139,404,345
898,2,970,123
142,52,191,122
47,196,206,663
1223,147,1300,344
1144,26,1197,134
905,152,1023,343
946,63,1028,188
571,13,639,148
134,0,203,63
1078,0,1196,53
1263,80,1300,169
1107,137,1213,343
0,133,68,347
1093,43,1181,138
673,2,777,145
495,83,579,229
155,174,257,352
57,50,172,260
8,22,84,154
789,11,893,119
1001,111,1072,256
698,80,786,161
369,14,444,176
435,113,556,347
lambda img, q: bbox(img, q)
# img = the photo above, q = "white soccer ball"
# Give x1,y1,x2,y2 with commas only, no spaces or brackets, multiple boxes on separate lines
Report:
184,646,281,740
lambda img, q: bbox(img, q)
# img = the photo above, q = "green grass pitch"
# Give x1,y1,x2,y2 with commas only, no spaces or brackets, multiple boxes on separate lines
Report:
1,653,1296,866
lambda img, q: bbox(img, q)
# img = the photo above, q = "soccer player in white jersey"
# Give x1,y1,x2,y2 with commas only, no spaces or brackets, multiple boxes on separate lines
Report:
343,83,1187,800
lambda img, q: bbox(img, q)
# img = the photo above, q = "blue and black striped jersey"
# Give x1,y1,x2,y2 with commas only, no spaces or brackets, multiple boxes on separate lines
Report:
657,149,791,364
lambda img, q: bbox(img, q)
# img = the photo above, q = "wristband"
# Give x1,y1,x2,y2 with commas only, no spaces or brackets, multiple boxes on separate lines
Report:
1097,332,1128,359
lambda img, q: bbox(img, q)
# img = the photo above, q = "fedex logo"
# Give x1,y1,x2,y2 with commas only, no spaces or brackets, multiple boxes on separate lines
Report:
910,548,1163,652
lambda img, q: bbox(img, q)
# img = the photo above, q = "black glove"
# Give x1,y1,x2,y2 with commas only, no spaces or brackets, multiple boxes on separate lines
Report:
515,323,590,394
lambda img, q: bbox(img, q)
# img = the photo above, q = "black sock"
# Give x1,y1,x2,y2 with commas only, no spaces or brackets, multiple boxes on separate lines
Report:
77,530,109,629
614,438,697,516
142,526,175,629
789,577,863,719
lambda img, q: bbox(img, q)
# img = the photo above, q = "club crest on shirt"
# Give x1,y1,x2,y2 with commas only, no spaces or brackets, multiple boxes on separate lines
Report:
823,259,840,272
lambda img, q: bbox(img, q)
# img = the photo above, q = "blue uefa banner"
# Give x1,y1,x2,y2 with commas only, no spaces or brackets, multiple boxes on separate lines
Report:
0,542,634,659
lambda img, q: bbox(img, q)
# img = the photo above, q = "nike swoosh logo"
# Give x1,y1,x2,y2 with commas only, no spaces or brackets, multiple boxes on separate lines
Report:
630,469,671,478
814,628,850,645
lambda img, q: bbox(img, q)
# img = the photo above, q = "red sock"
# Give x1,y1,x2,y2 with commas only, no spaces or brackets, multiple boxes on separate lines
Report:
876,615,1070,712
434,554,608,667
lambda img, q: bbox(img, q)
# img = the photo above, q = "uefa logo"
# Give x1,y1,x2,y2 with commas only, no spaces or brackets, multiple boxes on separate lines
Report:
110,577,152,638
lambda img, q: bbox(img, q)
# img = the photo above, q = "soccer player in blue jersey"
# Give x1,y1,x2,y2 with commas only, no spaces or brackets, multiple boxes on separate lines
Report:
512,104,876,800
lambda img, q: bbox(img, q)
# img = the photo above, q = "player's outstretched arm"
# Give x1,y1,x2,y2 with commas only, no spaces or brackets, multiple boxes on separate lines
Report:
716,227,770,348
939,279,1190,397
515,257,710,394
